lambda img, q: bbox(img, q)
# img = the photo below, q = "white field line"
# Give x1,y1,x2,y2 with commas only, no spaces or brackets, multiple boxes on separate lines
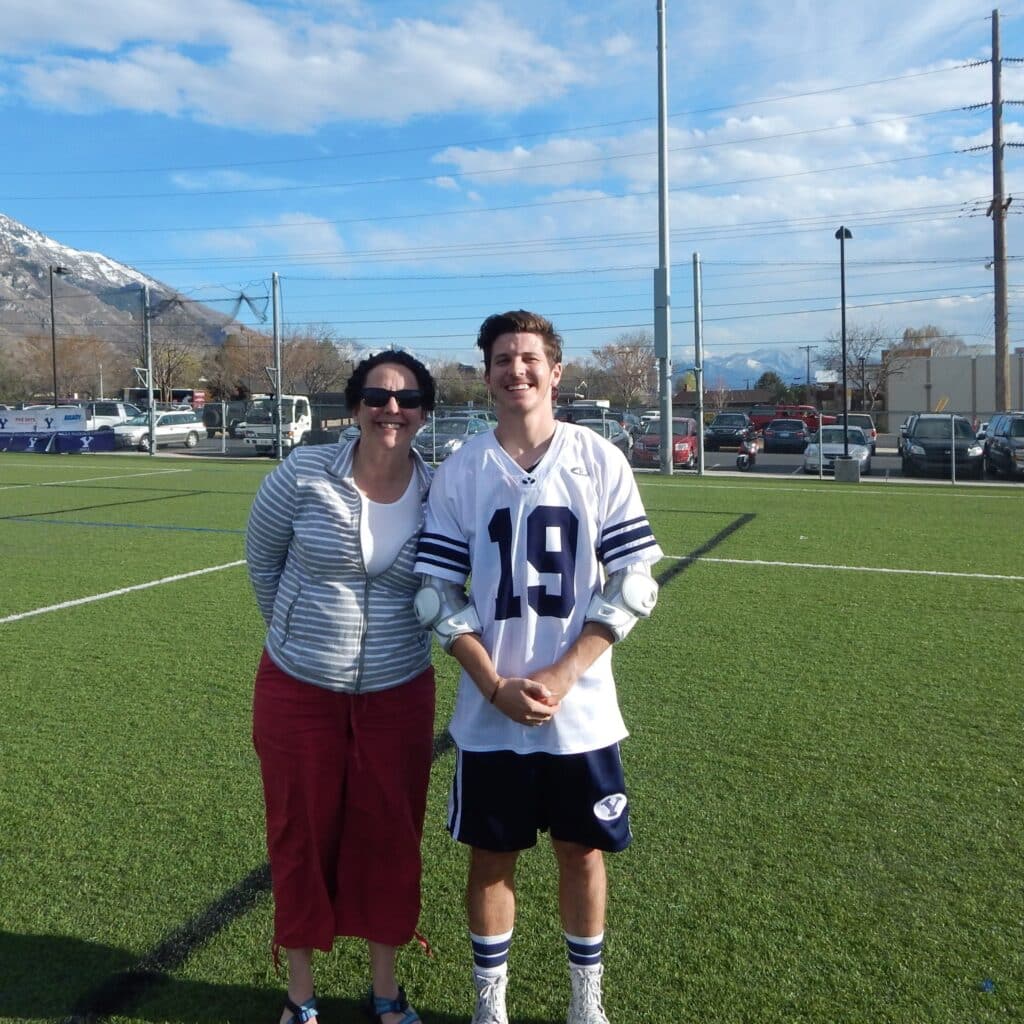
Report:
639,478,1023,502
665,554,1024,583
0,560,247,625
0,467,193,491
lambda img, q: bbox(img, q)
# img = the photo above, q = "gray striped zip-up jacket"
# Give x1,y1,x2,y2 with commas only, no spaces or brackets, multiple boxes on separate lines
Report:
245,439,433,693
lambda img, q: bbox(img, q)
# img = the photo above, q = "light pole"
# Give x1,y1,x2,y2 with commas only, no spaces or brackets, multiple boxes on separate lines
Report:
48,265,68,405
835,227,852,457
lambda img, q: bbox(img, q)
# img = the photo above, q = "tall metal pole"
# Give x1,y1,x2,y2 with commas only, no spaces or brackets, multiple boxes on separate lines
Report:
693,252,705,475
48,266,59,407
143,285,155,457
835,227,852,458
991,8,1010,411
799,344,817,390
272,272,283,461
654,0,673,474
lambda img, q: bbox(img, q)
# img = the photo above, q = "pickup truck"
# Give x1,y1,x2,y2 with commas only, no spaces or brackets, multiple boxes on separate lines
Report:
243,395,312,455
749,404,836,434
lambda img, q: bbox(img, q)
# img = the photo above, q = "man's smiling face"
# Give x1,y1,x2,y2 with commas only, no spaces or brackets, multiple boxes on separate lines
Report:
485,332,562,416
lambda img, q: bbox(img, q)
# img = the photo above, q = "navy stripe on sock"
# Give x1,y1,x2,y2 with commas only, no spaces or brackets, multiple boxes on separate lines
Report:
565,936,603,967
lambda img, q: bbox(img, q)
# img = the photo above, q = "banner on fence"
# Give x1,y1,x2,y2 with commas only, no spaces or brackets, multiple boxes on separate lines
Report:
0,430,115,453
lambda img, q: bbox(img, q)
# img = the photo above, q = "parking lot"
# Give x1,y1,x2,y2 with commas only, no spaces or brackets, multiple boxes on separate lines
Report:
134,433,1022,485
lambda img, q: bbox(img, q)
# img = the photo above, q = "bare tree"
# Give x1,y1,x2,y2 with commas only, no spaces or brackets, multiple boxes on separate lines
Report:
899,324,968,356
821,322,968,411
283,327,356,395
709,376,730,412
591,331,657,408
820,322,896,411
431,359,488,406
558,359,594,402
10,332,129,401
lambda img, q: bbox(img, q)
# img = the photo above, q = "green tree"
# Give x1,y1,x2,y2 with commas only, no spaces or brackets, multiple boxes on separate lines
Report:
755,371,785,398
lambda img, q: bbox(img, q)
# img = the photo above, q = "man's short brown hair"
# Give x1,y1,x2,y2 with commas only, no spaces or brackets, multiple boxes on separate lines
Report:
476,310,563,371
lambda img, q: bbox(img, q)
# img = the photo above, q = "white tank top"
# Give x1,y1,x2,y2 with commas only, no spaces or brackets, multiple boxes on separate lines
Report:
360,474,420,576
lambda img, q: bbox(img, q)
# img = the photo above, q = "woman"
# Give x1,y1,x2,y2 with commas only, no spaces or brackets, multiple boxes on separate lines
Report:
246,351,436,1024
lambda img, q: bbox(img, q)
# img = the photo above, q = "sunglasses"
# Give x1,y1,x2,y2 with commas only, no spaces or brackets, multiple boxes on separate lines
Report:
360,387,424,409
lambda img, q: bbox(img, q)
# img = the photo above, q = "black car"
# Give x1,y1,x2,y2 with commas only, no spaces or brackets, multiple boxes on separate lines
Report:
982,411,1024,478
704,412,753,451
762,418,811,453
900,413,984,478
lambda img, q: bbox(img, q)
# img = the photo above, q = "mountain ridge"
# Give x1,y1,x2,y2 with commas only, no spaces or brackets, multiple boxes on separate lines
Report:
0,212,231,348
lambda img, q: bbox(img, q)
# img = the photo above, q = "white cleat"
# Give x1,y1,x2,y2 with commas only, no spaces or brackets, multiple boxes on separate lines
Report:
471,971,509,1024
567,965,610,1024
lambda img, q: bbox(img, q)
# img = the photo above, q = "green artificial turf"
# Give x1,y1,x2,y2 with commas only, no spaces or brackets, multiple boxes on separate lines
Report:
0,453,1020,1022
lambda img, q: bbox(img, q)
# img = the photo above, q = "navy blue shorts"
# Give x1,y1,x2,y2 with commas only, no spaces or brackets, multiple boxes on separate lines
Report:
448,744,632,853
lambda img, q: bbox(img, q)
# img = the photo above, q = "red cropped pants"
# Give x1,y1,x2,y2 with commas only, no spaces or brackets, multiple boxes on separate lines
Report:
252,650,435,951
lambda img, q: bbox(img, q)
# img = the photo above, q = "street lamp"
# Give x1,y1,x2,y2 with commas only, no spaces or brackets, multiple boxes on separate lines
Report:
48,265,69,406
835,227,852,457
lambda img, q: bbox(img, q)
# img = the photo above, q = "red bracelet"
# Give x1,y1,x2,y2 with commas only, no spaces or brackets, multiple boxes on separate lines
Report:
489,679,502,703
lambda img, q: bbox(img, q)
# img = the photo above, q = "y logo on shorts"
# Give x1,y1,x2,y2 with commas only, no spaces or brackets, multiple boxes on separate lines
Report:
593,793,627,821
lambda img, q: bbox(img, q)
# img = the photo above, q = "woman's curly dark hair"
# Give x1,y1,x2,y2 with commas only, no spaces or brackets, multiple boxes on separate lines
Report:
344,349,436,412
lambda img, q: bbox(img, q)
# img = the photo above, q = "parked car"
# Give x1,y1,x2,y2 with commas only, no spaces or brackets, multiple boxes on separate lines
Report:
84,400,143,428
632,417,700,469
614,410,644,439
762,418,811,453
576,418,633,456
982,411,1024,478
900,413,983,478
841,413,878,454
112,411,205,451
803,425,872,475
746,404,781,434
202,399,256,439
749,403,833,434
704,412,753,451
555,404,618,429
776,404,835,433
413,415,492,462
436,406,497,425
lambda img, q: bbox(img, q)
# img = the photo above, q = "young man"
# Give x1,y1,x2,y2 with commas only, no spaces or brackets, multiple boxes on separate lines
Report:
414,310,662,1024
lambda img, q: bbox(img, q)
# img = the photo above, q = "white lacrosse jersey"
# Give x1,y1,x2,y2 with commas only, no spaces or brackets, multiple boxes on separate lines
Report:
415,422,663,755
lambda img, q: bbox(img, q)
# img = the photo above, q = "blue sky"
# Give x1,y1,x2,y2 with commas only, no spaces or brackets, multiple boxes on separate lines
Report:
3,0,1024,372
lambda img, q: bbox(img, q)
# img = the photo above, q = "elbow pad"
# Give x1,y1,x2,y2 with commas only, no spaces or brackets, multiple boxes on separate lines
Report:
585,563,659,642
414,575,482,652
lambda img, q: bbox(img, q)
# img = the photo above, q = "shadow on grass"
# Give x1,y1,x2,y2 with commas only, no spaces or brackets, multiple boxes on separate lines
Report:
0,931,562,1024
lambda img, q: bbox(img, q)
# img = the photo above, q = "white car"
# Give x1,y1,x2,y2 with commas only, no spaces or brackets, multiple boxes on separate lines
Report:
112,411,204,451
85,400,143,428
803,425,872,476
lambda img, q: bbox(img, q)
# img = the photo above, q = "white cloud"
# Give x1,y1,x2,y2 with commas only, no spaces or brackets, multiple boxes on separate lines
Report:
194,213,346,260
603,34,634,58
10,2,582,132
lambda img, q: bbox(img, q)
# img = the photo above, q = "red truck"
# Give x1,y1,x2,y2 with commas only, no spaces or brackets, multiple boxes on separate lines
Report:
748,403,836,434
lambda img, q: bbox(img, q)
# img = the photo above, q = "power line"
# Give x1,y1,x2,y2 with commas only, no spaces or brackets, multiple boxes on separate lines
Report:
3,109,968,202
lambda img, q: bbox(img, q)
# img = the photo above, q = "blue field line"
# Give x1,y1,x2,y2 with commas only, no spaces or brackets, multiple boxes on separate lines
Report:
5,516,245,535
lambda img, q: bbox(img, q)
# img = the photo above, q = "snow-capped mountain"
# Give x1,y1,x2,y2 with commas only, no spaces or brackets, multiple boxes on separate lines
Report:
0,212,229,346
694,346,814,390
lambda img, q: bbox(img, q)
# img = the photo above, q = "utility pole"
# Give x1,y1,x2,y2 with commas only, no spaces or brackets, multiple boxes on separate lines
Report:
653,0,673,475
799,344,817,392
693,252,705,475
143,285,155,457
990,8,1010,411
272,272,283,461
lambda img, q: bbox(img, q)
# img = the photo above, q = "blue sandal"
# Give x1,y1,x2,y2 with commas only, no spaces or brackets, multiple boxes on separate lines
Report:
365,985,421,1023
283,994,318,1023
